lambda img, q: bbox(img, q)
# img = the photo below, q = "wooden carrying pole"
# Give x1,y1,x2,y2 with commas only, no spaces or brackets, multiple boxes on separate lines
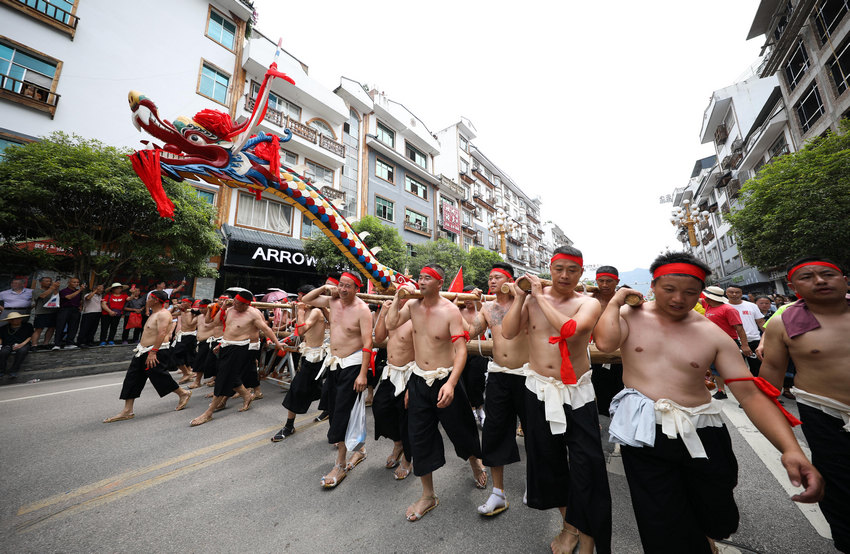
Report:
500,277,643,306
467,339,621,363
398,289,486,302
251,301,294,309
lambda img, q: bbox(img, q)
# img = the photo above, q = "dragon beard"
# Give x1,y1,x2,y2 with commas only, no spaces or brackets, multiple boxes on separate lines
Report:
129,149,175,218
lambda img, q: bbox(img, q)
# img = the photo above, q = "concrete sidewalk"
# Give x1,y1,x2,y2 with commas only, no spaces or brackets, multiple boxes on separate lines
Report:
2,343,134,384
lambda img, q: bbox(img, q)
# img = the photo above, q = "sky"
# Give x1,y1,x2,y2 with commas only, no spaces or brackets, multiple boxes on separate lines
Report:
252,0,765,272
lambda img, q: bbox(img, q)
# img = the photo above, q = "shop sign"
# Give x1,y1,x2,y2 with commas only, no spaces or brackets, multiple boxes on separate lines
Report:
225,241,318,272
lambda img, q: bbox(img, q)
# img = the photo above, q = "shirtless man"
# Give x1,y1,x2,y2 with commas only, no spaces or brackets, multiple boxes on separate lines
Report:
173,298,198,384
386,263,485,522
372,298,415,480
189,300,216,389
594,252,823,553
502,246,611,554
198,295,228,394
272,286,329,441
459,285,487,427
467,263,530,517
759,256,849,552
301,272,373,488
103,290,192,422
589,266,624,416
190,291,283,426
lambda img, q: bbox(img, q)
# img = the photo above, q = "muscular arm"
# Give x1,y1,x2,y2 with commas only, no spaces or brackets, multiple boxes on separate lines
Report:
468,306,488,338
302,284,332,309
300,308,323,335
501,287,527,339
373,302,390,344
354,306,373,392
757,322,790,391
253,311,283,351
436,308,469,409
593,288,633,352
733,324,751,355
385,292,412,331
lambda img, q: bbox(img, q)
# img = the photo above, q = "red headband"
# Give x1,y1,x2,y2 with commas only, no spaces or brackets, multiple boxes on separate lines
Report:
787,261,843,280
596,272,619,282
326,277,339,286
551,253,583,267
420,267,444,282
652,263,707,282
489,268,514,282
234,293,252,305
340,272,362,289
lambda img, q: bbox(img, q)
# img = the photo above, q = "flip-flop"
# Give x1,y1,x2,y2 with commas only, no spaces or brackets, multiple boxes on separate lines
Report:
406,496,439,522
103,413,134,423
321,464,347,489
472,467,488,489
477,490,509,517
176,389,192,411
386,450,403,469
238,393,255,412
394,466,411,480
345,448,367,471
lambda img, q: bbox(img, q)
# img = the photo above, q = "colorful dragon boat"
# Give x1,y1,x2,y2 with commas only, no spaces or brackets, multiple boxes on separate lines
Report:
128,46,403,292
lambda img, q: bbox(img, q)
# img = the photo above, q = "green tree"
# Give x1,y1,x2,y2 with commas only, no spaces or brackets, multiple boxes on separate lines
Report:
726,120,850,269
408,238,467,284
0,132,221,282
465,247,507,289
303,215,409,277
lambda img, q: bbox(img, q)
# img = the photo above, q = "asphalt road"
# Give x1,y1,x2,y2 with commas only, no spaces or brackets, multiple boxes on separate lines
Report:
0,372,837,553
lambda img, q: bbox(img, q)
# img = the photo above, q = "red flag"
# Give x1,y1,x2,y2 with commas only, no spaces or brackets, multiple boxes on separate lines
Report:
447,267,464,293
367,278,375,295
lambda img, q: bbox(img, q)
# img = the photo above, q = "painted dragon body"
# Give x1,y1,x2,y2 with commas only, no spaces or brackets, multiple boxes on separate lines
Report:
128,61,403,291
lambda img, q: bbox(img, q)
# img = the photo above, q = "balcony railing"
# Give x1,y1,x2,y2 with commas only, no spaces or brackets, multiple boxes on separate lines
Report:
319,134,345,157
320,185,345,203
404,219,431,236
0,75,60,110
714,124,728,145
245,97,345,157
287,118,316,143
12,0,79,31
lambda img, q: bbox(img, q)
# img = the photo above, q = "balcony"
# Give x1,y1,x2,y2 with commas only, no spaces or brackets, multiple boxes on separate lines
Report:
319,134,345,157
6,0,79,38
728,179,742,199
0,75,60,116
460,195,476,209
245,96,345,160
288,118,317,143
439,175,466,199
526,211,540,223
473,231,484,246
320,185,345,203
473,192,496,211
714,124,728,145
461,222,476,235
404,219,431,237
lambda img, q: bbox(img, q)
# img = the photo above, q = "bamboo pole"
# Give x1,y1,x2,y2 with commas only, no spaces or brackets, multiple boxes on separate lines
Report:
251,301,294,309
467,339,621,363
398,289,484,302
500,277,643,306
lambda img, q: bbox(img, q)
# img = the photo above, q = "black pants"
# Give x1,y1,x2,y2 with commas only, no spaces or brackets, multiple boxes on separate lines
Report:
283,357,324,414
118,353,180,399
174,335,198,367
481,372,527,468
407,373,482,477
214,344,250,397
77,312,100,345
372,377,411,462
122,314,141,342
746,339,762,376
55,307,81,346
326,364,362,445
798,403,850,553
99,314,122,343
0,343,31,374
524,390,612,554
462,354,487,408
590,363,624,416
622,424,739,553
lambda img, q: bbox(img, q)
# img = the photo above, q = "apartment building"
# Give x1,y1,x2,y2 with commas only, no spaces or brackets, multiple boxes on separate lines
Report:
749,0,850,145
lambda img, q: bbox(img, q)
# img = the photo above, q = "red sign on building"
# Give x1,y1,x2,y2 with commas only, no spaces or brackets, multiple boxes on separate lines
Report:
441,202,461,234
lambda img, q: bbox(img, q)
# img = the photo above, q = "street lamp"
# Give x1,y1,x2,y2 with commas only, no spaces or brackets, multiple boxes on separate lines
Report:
488,207,517,257
670,199,709,247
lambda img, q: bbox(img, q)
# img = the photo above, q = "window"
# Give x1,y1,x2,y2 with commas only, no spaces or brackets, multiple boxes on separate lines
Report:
815,0,849,44
301,214,322,239
827,36,850,95
0,40,57,103
460,159,469,174
796,84,825,133
463,236,472,251
376,158,394,182
236,193,292,234
406,243,416,257
0,137,25,160
459,134,468,152
251,82,300,119
308,119,335,138
784,41,809,91
281,149,297,166
199,62,229,104
462,210,472,227
377,121,394,148
207,9,237,50
405,175,427,200
340,109,360,219
306,160,333,186
488,235,496,249
194,189,215,204
406,143,427,168
375,196,394,221
768,135,788,159
14,0,76,26
405,209,428,231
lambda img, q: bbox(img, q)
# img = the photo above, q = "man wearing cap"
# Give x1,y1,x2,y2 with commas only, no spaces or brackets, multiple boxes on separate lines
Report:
172,298,199,384
726,285,765,377
0,312,34,379
502,246,611,554
100,283,129,345
760,256,850,552
103,290,192,422
190,291,283,426
467,262,529,517
590,266,625,417
387,263,485,521
594,251,823,553
702,286,749,400
300,272,373,488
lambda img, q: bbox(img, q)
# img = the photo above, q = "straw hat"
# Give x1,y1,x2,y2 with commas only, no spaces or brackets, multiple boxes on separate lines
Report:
703,286,728,304
108,282,129,290
2,311,30,322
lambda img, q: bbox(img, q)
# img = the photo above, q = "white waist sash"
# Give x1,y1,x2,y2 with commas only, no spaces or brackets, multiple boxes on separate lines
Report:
249,340,261,351
609,388,723,459
316,349,364,380
206,336,222,345
133,342,170,358
220,339,251,348
524,367,595,435
381,361,415,396
487,360,527,377
792,386,850,432
411,362,452,387
299,343,328,364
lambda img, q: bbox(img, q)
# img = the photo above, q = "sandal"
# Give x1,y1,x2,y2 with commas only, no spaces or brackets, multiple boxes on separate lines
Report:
394,466,411,480
103,413,134,423
406,495,439,522
477,490,509,517
345,448,367,472
386,448,403,469
321,464,347,489
472,466,488,489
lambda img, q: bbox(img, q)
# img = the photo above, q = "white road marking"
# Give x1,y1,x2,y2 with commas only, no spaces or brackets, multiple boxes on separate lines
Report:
0,383,121,404
721,393,832,540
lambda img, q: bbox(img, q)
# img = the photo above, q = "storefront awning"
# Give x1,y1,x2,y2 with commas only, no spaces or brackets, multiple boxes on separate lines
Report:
221,224,318,273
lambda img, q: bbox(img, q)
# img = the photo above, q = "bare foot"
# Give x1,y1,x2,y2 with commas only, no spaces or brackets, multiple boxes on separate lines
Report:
178,374,193,384
205,378,215,387
190,413,213,426
238,392,255,412
405,495,438,522
188,382,201,389
253,390,263,400
204,391,215,398
386,444,404,468
103,412,134,423
394,461,411,480
176,389,192,411
551,526,579,554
